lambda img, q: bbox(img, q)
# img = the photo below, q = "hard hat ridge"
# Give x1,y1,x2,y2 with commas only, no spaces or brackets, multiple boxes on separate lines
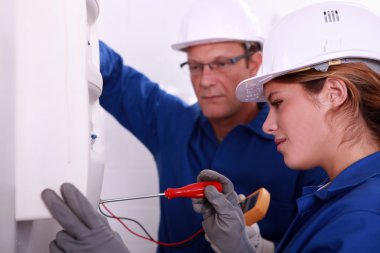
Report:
171,0,263,51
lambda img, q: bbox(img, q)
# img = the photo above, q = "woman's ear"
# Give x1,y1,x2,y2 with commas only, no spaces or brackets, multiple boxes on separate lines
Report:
323,78,348,107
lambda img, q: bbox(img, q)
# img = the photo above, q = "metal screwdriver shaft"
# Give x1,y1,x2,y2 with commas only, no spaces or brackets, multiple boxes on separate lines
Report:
100,193,165,204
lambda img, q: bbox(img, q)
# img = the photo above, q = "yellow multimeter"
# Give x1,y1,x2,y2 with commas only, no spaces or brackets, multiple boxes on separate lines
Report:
240,188,271,225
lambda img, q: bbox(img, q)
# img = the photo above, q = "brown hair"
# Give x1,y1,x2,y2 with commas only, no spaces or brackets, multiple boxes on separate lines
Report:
272,62,380,144
241,42,261,68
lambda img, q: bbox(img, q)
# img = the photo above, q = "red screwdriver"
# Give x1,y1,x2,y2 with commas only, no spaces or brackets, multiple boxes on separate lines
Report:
99,182,222,204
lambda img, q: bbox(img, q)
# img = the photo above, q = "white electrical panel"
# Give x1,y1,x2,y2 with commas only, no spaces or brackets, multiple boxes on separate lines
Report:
13,0,103,220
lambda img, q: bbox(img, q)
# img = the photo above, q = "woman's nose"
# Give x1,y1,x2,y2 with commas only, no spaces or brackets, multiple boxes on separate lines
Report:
262,110,277,135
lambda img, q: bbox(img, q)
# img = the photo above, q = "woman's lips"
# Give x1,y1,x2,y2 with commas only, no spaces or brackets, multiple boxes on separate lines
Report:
275,137,286,147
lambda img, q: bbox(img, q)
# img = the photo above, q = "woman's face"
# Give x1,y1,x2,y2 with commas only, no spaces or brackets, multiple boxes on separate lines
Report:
263,81,332,170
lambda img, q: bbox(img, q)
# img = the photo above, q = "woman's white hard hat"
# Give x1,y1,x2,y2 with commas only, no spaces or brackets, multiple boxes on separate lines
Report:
171,0,263,51
236,1,380,103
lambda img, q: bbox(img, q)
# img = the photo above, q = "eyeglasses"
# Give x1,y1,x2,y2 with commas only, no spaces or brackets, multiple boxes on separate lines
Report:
180,51,254,76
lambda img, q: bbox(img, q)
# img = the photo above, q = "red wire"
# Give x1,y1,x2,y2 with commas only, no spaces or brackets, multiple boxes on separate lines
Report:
101,203,204,247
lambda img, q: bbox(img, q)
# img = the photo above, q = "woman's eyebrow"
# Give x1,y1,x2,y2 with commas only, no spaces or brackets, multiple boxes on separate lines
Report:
267,90,281,101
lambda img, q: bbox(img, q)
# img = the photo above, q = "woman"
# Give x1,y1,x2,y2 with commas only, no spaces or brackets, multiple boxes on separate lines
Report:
194,2,380,252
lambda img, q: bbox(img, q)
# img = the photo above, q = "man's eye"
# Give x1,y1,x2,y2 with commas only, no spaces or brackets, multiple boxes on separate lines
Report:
215,61,228,68
189,65,201,70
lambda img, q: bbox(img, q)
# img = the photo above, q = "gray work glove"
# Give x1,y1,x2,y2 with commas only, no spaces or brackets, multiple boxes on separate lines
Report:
246,224,275,253
41,183,130,253
206,222,274,253
192,169,257,253
238,195,275,253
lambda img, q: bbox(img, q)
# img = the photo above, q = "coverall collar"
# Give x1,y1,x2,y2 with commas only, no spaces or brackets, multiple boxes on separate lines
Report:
198,102,273,142
303,151,380,201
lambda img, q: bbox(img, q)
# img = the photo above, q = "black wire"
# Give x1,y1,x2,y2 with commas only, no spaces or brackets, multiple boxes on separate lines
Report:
98,203,155,240
98,203,205,249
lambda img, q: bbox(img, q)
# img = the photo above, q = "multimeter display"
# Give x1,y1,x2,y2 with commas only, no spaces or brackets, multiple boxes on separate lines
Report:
240,192,259,213
238,188,270,225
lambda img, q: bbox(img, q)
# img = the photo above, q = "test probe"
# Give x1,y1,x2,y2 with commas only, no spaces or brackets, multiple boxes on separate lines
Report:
99,181,222,204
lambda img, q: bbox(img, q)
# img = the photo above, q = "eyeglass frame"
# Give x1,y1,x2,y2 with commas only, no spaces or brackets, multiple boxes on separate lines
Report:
179,51,256,76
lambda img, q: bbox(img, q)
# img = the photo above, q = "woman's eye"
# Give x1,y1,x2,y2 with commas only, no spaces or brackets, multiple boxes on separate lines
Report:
270,100,282,108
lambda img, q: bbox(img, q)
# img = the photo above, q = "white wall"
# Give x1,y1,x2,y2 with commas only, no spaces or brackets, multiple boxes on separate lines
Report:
97,0,380,252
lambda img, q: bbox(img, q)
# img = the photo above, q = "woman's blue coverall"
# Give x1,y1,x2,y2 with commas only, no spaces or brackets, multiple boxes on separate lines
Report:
276,151,380,252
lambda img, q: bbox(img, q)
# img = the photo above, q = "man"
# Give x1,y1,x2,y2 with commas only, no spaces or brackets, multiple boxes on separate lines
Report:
44,0,326,252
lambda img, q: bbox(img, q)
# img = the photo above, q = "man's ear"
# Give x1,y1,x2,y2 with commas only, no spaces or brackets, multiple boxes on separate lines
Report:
323,78,348,107
248,51,262,76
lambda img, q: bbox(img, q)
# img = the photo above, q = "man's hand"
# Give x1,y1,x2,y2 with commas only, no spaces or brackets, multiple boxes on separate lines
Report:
41,183,130,253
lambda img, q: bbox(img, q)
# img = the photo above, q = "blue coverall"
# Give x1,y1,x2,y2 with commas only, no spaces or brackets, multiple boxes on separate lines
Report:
99,41,327,253
276,151,380,252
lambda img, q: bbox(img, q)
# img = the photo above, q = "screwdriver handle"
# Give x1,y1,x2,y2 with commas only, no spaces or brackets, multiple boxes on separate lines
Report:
164,181,222,199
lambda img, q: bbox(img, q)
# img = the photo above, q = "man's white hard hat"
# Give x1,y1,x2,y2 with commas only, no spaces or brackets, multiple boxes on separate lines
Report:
236,1,380,103
171,0,263,51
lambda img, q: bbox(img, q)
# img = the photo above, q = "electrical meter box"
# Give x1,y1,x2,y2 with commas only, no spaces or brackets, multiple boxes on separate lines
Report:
12,0,103,220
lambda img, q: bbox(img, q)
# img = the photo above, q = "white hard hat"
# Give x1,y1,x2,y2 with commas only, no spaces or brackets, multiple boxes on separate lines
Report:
171,0,263,51
236,1,380,103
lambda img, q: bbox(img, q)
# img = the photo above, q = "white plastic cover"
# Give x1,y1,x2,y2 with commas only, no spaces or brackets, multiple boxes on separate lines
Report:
12,0,103,220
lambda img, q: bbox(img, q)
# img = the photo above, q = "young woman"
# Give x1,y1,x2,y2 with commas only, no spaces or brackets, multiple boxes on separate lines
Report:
194,2,380,253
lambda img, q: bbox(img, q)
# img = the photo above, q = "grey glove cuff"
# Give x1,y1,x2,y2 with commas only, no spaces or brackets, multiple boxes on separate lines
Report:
202,187,257,253
232,229,257,253
204,225,257,253
193,170,258,253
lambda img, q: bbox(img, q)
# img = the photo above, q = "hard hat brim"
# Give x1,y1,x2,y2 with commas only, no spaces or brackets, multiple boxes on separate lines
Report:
236,50,380,103
171,37,264,51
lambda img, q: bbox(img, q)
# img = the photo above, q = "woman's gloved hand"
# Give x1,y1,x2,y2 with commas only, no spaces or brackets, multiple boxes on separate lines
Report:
41,183,131,253
192,169,256,253
246,223,275,253
205,223,274,253
239,194,275,253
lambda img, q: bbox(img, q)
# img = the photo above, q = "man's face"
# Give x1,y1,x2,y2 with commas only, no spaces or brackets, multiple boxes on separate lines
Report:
186,42,261,121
